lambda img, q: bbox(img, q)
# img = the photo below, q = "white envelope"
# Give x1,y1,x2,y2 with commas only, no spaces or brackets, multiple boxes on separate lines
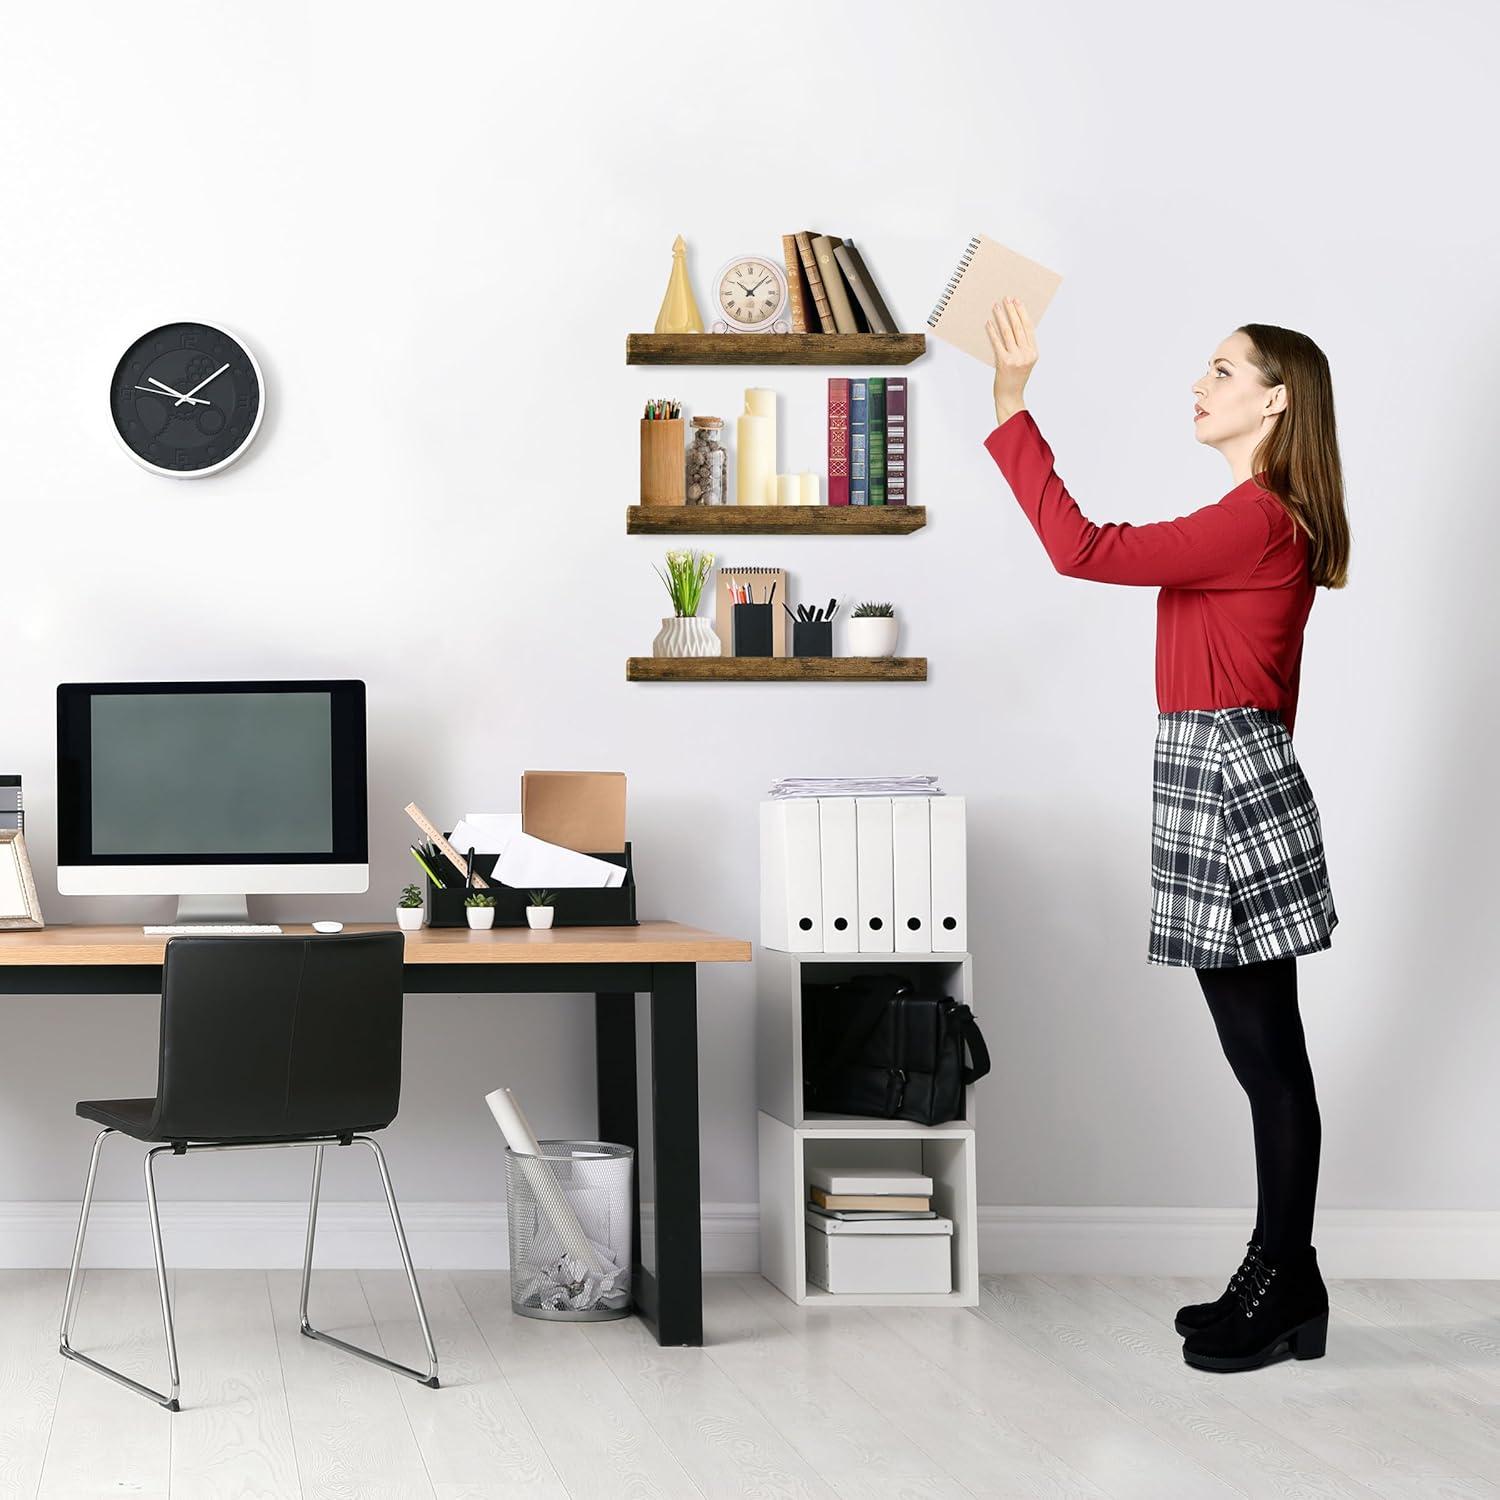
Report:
449,814,522,856
492,832,626,890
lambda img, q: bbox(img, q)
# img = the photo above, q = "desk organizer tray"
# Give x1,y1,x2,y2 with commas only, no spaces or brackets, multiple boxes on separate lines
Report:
425,840,638,928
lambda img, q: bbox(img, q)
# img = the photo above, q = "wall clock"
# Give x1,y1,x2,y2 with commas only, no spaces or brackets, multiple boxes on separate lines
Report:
110,322,265,477
712,255,790,334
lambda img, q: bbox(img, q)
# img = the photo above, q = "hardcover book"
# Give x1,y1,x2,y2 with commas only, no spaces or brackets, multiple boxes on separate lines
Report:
833,241,897,333
795,231,835,333
867,377,887,506
849,378,868,505
886,376,908,505
810,233,860,335
827,377,850,506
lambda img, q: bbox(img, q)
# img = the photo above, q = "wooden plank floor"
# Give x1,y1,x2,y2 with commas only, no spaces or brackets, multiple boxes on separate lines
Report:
1,1270,1497,1498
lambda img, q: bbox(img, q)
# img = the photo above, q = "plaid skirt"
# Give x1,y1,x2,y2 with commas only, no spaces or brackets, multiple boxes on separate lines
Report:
1149,707,1338,968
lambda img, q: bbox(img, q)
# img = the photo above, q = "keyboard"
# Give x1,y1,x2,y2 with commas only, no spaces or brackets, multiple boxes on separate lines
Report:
143,924,284,935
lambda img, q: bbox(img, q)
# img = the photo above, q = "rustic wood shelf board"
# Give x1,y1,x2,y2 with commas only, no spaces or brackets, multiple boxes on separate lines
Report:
626,505,926,535
627,657,927,682
626,333,926,366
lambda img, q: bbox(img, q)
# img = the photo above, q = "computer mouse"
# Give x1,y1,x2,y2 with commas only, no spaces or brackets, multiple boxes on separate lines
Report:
312,920,344,934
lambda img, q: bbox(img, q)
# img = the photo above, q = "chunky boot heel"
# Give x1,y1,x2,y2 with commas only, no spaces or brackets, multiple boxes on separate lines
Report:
1289,1311,1328,1359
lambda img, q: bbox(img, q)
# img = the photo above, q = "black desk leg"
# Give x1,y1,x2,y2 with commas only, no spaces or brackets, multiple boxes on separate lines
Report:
594,991,642,1274
647,962,702,1346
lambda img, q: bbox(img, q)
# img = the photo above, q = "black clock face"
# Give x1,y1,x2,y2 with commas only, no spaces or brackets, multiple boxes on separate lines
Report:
110,322,263,476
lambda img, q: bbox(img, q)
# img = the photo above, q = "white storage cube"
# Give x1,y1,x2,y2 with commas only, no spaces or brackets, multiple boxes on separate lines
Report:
805,1214,954,1295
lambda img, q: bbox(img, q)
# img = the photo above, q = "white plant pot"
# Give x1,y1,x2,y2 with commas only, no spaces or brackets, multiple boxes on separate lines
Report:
847,615,899,658
652,614,722,658
396,906,424,931
526,907,555,929
466,907,496,930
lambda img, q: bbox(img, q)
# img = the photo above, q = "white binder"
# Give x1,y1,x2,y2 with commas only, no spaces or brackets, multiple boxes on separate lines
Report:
929,794,968,951
891,797,932,953
760,800,823,952
855,797,895,953
817,798,859,952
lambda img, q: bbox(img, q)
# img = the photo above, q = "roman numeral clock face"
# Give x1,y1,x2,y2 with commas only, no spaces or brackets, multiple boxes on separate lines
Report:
110,322,264,476
716,257,788,331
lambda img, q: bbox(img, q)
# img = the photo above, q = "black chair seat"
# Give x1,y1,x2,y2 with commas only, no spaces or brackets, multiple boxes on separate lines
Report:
76,1098,158,1138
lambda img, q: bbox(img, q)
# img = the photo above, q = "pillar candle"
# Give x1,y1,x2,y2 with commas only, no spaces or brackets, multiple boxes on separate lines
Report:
798,472,819,506
744,388,777,503
737,411,774,507
775,474,798,506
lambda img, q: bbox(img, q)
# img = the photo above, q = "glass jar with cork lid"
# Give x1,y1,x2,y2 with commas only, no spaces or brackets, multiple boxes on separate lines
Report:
686,416,727,506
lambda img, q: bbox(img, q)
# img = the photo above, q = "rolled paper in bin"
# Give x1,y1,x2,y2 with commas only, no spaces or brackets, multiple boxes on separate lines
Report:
484,1087,606,1277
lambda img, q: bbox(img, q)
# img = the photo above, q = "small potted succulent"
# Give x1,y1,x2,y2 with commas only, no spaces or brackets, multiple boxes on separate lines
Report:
848,601,899,658
526,890,557,930
396,883,425,931
464,891,497,930
651,548,722,658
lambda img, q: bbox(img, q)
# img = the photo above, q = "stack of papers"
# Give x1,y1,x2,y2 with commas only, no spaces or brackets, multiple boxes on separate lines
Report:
768,776,943,799
445,813,625,889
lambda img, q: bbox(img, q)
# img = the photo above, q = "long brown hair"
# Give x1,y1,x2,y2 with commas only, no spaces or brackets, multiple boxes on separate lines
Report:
1237,323,1350,589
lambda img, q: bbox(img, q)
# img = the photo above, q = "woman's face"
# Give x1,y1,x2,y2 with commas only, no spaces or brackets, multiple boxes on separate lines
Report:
1191,331,1285,448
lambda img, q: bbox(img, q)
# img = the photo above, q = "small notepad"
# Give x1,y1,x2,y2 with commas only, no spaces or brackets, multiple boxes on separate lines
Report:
927,235,1063,364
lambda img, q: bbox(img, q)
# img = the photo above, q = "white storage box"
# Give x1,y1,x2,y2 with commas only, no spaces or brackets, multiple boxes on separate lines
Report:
804,1211,953,1295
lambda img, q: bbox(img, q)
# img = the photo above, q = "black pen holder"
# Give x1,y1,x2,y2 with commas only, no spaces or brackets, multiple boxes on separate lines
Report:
792,619,833,658
733,602,773,657
425,840,639,927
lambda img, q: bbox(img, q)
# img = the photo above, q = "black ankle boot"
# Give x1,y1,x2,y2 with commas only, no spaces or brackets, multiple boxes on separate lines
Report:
1182,1245,1329,1371
1174,1238,1262,1336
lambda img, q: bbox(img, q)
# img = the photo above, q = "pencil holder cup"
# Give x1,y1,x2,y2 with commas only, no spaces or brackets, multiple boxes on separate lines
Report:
640,419,686,505
733,602,773,657
792,619,833,658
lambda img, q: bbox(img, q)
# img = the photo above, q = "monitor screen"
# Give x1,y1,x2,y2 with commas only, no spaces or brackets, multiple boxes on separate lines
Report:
57,681,367,867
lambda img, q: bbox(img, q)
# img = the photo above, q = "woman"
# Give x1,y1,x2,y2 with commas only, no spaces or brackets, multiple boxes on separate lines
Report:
984,298,1349,1374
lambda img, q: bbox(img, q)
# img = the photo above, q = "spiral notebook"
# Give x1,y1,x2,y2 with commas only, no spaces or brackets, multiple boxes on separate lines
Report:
927,235,1063,365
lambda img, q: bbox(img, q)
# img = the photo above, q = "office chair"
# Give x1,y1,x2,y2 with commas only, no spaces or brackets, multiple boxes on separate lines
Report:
59,931,438,1411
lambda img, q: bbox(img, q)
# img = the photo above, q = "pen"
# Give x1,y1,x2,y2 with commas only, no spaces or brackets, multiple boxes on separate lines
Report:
767,581,777,606
409,845,446,889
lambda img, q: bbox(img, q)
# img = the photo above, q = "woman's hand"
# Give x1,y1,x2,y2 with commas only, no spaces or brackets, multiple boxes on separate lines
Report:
985,296,1037,427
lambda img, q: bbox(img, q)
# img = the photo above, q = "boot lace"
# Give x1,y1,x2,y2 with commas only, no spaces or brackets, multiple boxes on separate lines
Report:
1235,1249,1276,1319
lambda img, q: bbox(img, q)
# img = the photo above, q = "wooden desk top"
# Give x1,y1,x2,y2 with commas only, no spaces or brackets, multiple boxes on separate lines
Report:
0,922,751,968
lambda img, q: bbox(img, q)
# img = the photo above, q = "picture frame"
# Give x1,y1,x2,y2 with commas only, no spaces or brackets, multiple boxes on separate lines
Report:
0,829,44,929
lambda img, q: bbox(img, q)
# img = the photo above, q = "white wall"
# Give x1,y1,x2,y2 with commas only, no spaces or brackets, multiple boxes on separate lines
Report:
2,1,1496,1267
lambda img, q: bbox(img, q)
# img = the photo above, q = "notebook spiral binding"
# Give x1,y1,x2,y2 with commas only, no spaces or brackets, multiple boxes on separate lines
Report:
927,236,982,327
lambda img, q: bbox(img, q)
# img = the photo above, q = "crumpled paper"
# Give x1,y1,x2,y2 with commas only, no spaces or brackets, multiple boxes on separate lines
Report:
515,1240,630,1313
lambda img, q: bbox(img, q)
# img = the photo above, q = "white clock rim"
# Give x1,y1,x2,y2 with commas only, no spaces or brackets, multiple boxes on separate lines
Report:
713,256,789,334
111,320,267,480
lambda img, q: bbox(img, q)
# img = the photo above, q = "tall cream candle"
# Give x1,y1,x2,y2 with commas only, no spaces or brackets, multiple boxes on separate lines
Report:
798,472,819,506
744,388,777,504
737,410,774,507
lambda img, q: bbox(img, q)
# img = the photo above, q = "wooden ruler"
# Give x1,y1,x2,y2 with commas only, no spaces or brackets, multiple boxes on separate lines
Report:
403,802,490,889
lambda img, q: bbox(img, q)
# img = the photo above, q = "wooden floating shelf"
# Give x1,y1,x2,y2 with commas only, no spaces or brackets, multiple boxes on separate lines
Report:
627,657,926,683
626,333,926,366
626,505,926,535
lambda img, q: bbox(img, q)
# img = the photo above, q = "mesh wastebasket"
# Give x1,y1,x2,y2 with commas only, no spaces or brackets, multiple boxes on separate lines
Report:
505,1140,633,1321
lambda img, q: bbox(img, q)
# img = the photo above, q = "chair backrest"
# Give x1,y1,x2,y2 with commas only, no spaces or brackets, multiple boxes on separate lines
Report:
150,931,406,1142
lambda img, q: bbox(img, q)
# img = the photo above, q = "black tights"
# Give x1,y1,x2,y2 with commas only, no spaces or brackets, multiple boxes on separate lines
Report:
1195,955,1321,1262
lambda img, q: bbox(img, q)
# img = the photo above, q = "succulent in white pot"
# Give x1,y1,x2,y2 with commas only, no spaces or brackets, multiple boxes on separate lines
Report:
464,892,496,930
847,601,899,658
651,548,722,658
526,890,557,929
396,884,425,931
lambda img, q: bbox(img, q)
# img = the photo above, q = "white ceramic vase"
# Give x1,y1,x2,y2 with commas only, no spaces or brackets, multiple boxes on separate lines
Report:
466,907,496,930
396,906,424,931
652,615,722,658
526,907,555,929
847,615,899,658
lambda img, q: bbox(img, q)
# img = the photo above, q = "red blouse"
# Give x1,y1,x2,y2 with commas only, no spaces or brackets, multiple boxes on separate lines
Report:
985,409,1315,738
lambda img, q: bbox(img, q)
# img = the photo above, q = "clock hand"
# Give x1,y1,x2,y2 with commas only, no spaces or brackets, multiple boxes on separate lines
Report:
142,377,208,405
173,361,230,406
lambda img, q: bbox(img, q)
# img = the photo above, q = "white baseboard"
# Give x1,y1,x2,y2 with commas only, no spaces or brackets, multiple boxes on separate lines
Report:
1,1202,1495,1278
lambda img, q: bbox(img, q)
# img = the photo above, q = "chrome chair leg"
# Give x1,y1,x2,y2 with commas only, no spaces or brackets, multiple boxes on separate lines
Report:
58,1129,181,1411
299,1136,440,1387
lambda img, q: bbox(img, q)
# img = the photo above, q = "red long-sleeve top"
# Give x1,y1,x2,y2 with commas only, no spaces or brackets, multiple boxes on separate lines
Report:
985,409,1315,738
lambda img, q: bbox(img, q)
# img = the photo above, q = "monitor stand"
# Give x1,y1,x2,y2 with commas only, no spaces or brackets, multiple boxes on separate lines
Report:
172,893,252,924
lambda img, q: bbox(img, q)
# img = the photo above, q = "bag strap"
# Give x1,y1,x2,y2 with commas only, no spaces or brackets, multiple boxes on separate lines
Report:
953,1003,992,1085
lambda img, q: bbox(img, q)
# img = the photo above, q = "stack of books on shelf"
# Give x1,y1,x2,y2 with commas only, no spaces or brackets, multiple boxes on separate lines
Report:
805,1166,953,1295
827,375,907,506
780,231,899,335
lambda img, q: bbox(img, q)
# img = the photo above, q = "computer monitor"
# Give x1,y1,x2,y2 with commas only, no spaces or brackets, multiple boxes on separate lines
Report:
57,680,368,921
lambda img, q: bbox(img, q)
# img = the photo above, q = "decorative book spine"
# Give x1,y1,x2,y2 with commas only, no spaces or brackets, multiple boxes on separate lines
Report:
811,234,859,335
928,235,981,327
827,377,850,506
886,377,907,506
849,379,868,506
795,232,835,333
867,378,887,506
781,234,809,334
